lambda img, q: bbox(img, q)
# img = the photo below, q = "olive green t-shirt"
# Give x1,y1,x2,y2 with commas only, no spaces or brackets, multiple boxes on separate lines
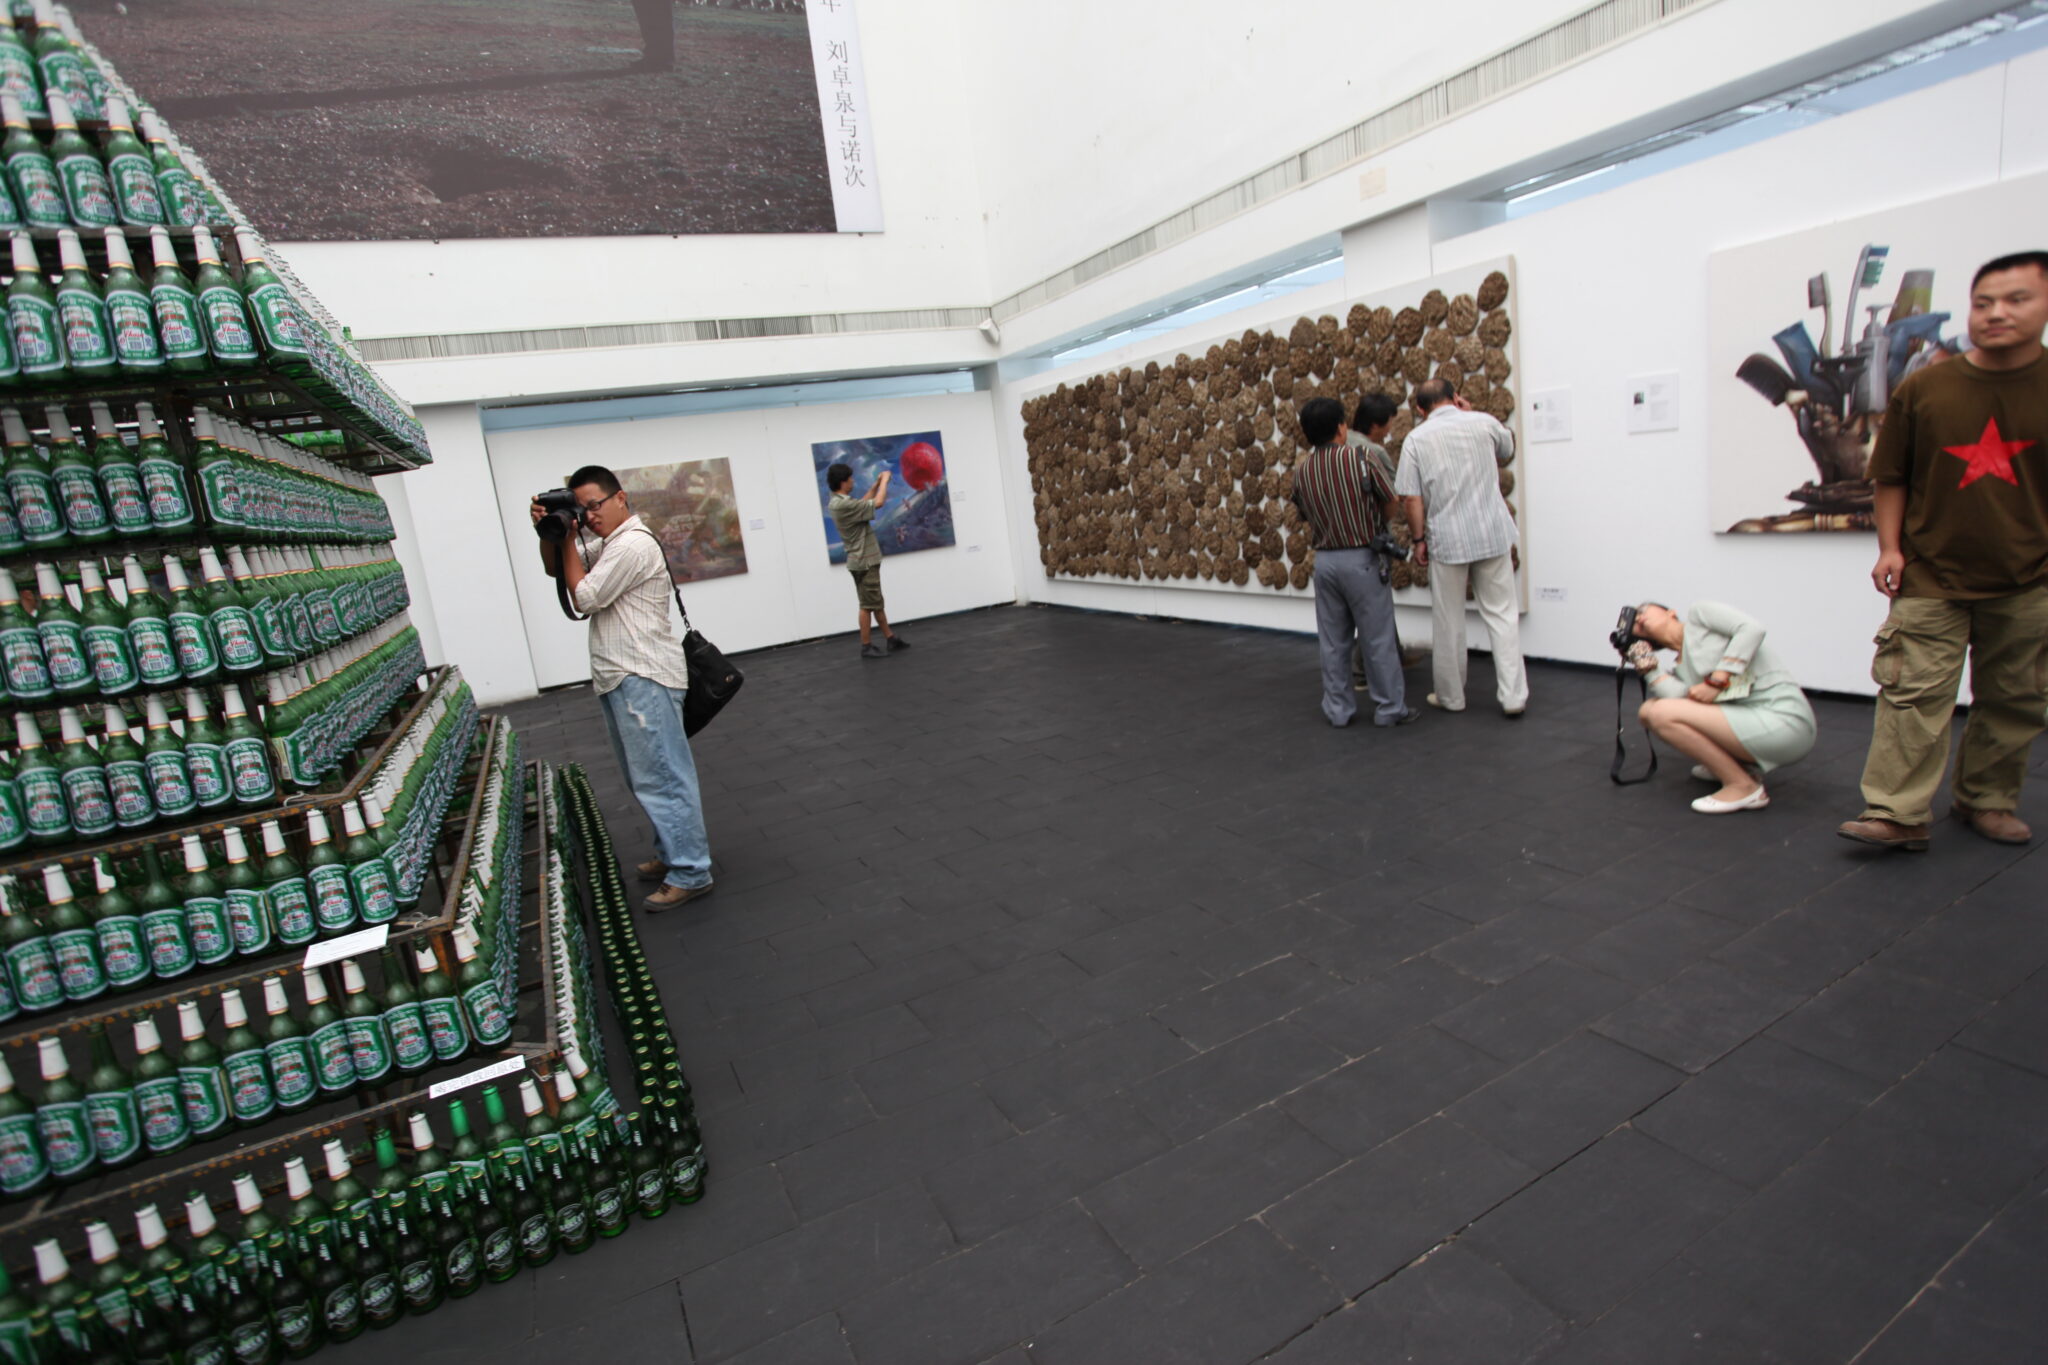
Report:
829,491,881,569
1867,351,2048,599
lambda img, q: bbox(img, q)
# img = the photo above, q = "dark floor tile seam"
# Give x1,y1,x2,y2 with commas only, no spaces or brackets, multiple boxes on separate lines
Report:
1839,1196,2019,1365
670,1281,699,1363
1952,1038,2048,1083
1767,996,1992,1091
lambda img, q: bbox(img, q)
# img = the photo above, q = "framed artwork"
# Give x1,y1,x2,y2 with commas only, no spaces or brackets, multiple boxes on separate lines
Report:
812,430,957,564
617,457,749,582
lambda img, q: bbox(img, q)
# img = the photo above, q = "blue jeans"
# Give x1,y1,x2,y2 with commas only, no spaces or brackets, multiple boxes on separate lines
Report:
599,675,713,889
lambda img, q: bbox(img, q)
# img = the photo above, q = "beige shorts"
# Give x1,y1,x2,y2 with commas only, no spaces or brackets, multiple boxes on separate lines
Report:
849,565,885,611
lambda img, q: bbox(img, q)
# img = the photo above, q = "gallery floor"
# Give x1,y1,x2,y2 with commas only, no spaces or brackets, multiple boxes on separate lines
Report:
344,604,2048,1364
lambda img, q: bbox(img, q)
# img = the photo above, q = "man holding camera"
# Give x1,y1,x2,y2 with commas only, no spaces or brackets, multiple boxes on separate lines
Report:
828,461,909,660
1839,250,2048,851
1293,395,1416,727
533,466,714,911
1396,377,1528,716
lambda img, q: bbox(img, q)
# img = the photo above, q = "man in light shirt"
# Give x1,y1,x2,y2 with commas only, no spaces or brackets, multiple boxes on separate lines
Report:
1395,379,1529,716
534,465,714,911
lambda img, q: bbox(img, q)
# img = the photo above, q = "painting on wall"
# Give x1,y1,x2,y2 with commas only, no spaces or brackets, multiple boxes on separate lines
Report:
1707,174,2048,533
1018,258,1522,605
617,457,749,582
811,431,957,564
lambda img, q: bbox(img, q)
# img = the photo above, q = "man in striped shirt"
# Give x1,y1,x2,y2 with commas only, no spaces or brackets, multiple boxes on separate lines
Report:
1292,396,1417,727
535,465,715,912
1395,378,1529,716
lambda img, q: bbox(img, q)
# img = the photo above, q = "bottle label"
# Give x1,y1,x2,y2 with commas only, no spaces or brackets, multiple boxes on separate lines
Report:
669,1152,704,1197
105,285,163,366
139,456,196,528
555,1198,589,1242
36,619,91,690
321,1283,360,1335
385,1002,432,1069
223,1047,275,1122
102,462,152,532
210,604,262,670
463,980,514,1046
345,1015,393,1082
186,895,233,963
225,886,270,954
0,1110,47,1193
106,755,153,826
50,925,104,999
199,286,258,360
60,765,116,836
151,282,207,360
0,51,41,120
94,1286,134,1335
35,1098,93,1177
518,1212,551,1257
82,622,138,693
227,1320,272,1365
85,1087,142,1165
170,608,217,676
178,1063,231,1136
6,152,65,227
0,624,51,698
359,1270,396,1319
159,164,203,226
275,1302,316,1350
7,294,63,374
54,463,109,532
98,916,149,987
129,616,181,686
481,1226,516,1276
188,741,232,808
265,1036,317,1108
56,154,117,225
398,1256,436,1306
198,457,240,523
134,1073,187,1152
247,280,310,356
5,466,61,537
141,906,195,976
351,858,397,924
37,51,92,116
422,996,470,1061
269,878,315,943
308,865,356,932
108,151,164,224
0,785,21,853
56,283,113,364
228,737,276,803
146,749,197,816
592,1183,627,1228
635,1169,667,1210
310,1019,355,1091
309,590,342,641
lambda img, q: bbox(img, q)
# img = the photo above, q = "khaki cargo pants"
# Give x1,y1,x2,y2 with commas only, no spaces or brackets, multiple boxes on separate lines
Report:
1859,585,2048,826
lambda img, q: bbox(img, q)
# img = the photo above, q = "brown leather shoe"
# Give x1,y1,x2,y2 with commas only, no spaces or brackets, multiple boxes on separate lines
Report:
1836,817,1931,851
644,881,714,913
1951,803,2032,845
635,858,666,883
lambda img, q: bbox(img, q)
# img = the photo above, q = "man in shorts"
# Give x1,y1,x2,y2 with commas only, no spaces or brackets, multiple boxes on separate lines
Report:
827,461,910,659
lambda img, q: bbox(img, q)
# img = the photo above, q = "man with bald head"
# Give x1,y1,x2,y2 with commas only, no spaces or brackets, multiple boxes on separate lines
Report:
1395,378,1528,715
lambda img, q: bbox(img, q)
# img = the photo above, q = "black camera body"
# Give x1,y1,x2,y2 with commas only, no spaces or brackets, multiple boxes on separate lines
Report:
533,488,580,542
1609,605,1639,656
1366,533,1410,562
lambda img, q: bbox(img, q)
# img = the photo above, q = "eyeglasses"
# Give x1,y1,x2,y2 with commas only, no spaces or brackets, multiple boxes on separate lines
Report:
577,490,620,517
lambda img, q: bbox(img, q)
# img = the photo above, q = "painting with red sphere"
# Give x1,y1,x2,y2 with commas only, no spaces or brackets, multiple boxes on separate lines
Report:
811,430,957,565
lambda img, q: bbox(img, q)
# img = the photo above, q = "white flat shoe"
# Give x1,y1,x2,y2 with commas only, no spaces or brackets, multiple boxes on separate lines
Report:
1692,785,1769,815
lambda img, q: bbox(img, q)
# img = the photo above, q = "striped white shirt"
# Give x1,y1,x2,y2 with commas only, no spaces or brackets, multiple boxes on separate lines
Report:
572,515,691,696
1393,407,1518,565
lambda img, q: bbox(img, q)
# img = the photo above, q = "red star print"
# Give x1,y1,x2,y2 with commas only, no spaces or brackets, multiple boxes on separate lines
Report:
1943,417,2034,489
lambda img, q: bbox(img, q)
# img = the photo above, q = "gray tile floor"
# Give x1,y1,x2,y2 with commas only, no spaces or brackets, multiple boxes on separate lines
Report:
359,604,2048,1364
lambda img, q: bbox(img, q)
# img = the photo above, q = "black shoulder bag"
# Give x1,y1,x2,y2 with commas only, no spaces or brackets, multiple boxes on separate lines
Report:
1610,665,1658,785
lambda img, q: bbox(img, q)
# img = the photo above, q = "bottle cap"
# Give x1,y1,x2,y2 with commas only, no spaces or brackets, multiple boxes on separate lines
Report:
519,1077,543,1117
0,567,18,603
55,229,86,274
91,402,117,439
192,408,217,444
180,835,206,874
102,229,136,273
554,1069,577,1103
42,405,74,444
101,703,126,735
262,975,289,1015
93,856,116,894
176,999,205,1039
147,225,178,269
135,402,162,439
218,987,249,1029
104,95,131,129
340,959,367,993
145,694,173,729
0,409,28,446
261,820,286,857
57,707,86,745
284,1156,311,1200
222,825,250,863
232,1172,260,1214
342,801,368,839
123,556,151,596
33,1240,69,1285
0,94,22,128
408,1110,434,1150
321,1138,350,1181
234,227,264,263
192,225,219,264
135,1203,168,1249
44,90,75,130
12,713,38,749
76,560,105,594
159,553,192,592
36,1035,67,1078
139,109,167,141
0,1053,13,1092
7,234,38,277
413,944,438,975
40,864,71,905
305,808,331,844
133,1016,162,1053
185,1191,217,1237
85,1221,118,1265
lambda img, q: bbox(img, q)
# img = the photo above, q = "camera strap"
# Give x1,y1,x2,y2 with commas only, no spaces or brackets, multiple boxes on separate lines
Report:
1610,665,1658,786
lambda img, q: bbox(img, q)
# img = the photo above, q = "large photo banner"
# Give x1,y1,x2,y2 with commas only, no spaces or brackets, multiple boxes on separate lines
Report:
71,0,881,239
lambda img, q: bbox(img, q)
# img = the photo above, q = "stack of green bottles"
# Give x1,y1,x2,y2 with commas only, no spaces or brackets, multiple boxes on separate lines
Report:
178,406,396,545
364,674,476,906
450,722,523,1025
0,400,190,551
265,620,425,790
1,1067,699,1362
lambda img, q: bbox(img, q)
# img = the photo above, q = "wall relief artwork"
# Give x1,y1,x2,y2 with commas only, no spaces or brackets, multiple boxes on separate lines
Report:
1021,260,1521,597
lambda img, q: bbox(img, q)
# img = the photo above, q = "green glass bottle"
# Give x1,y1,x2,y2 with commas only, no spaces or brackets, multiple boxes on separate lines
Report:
5,233,62,384
0,1049,48,1196
414,942,469,1064
183,689,233,811
33,1034,94,1181
162,554,219,683
228,547,286,664
518,1078,562,1167
367,1125,408,1232
100,232,167,381
0,751,23,856
31,563,91,698
480,1085,522,1190
99,703,152,830
212,1257,274,1365
261,974,316,1113
120,556,179,690
308,1237,358,1347
30,3,96,121
506,1154,554,1268
340,800,397,925
53,228,116,380
231,229,312,366
43,862,104,1001
98,96,164,228
174,999,229,1141
0,94,62,229
199,545,262,675
81,1019,141,1168
321,1139,369,1232
349,1222,398,1334
3,410,62,548
471,1160,517,1284
143,234,208,384
259,821,314,947
191,227,257,368
282,1155,332,1260
548,1150,592,1255
53,704,115,837
130,1017,188,1157
224,687,277,807
660,1097,706,1204
584,1121,631,1240
90,855,148,989
217,987,274,1127
270,1257,325,1361
340,959,391,1084
46,404,111,542
82,1219,138,1334
32,1239,88,1356
301,967,353,1096
454,925,513,1047
137,844,195,979
302,807,356,935
405,1110,449,1198
78,559,140,695
230,1172,284,1277
0,1265,31,1365
93,407,152,536
433,1186,483,1300
179,834,232,966
0,14,44,121
390,1204,440,1317
380,945,430,1073
627,1114,668,1220
137,111,202,228
183,1191,232,1304
145,695,197,820
0,568,50,702
445,1097,487,1196
131,1203,188,1314
215,829,266,959
127,1282,177,1365
172,1274,228,1365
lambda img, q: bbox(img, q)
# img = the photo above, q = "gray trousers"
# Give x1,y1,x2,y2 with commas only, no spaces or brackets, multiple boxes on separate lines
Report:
1314,547,1405,725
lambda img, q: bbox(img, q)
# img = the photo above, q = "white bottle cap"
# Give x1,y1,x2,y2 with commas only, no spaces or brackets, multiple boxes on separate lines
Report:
322,1139,350,1182
262,975,290,1015
261,820,287,857
57,707,86,745
135,1203,168,1250
519,1077,544,1118
284,1156,312,1200
341,959,368,993
133,1016,162,1053
42,405,74,444
232,1172,261,1215
301,966,330,1006
33,1239,69,1285
176,998,205,1040
102,229,136,273
408,1110,434,1151
222,825,251,863
37,1035,68,1079
554,1069,577,1103
181,835,207,874
40,864,72,906
185,1192,217,1238
218,987,250,1029
85,1221,118,1266
145,693,173,729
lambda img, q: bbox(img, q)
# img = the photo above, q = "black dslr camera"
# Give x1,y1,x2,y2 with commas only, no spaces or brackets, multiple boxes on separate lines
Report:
1609,604,1640,656
533,488,581,542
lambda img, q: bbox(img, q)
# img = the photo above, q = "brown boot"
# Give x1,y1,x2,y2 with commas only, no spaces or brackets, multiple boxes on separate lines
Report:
644,881,714,913
635,858,666,883
1836,817,1931,851
1951,803,2032,845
